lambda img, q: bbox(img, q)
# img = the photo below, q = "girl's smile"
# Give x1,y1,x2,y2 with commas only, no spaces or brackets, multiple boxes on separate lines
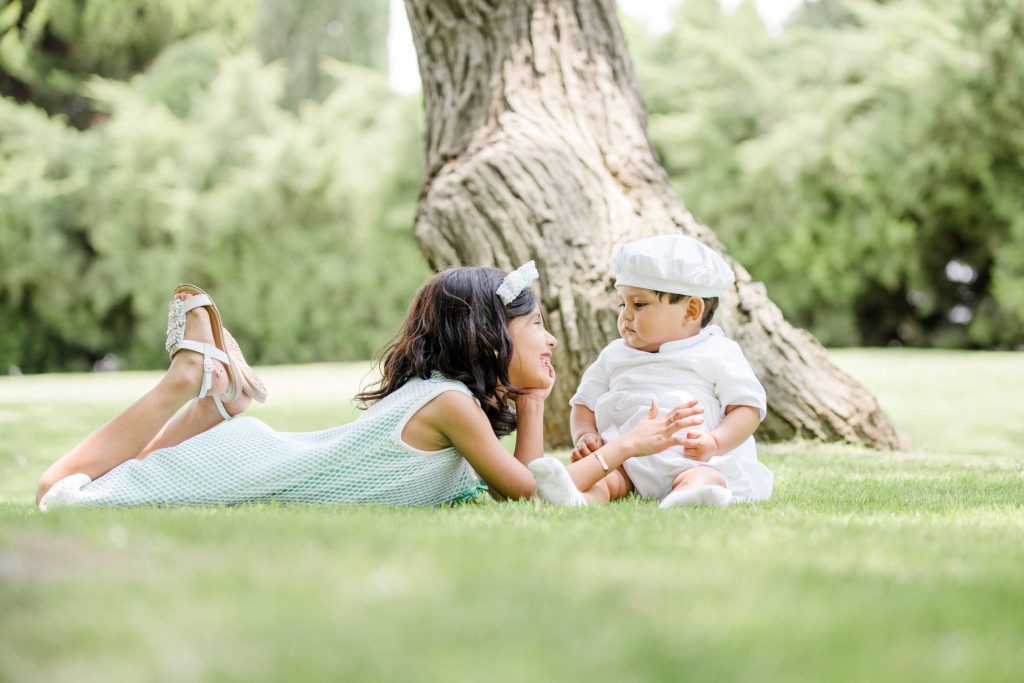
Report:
508,307,558,388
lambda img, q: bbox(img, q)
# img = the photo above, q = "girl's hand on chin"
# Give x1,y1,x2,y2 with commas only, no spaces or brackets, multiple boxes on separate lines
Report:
514,367,556,404
624,399,703,457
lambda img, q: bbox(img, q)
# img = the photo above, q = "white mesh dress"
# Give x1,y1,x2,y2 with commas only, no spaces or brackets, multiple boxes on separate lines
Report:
38,374,488,510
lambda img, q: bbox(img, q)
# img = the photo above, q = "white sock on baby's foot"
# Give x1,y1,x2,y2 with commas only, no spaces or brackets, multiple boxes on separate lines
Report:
528,457,587,507
659,484,732,509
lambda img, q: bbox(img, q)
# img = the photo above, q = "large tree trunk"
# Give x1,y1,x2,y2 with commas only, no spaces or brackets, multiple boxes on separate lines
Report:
404,0,906,449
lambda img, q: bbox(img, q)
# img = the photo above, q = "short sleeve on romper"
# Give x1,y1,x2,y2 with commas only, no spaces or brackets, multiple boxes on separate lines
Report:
711,340,767,421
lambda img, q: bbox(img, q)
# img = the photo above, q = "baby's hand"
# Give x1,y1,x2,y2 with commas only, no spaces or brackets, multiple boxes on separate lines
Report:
571,433,605,462
683,431,718,461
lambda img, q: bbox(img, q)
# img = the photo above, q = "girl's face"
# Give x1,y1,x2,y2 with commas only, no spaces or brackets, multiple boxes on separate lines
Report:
507,305,557,388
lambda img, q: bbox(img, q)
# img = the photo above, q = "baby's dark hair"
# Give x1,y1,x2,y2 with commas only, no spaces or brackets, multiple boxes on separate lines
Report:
654,290,719,328
356,266,534,437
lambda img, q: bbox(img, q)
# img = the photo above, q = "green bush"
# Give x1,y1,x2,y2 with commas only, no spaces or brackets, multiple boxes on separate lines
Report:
0,47,429,372
630,0,1024,348
0,0,257,127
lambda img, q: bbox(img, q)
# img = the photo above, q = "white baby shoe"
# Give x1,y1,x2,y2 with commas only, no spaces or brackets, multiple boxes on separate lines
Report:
38,473,93,512
659,484,732,509
528,457,587,507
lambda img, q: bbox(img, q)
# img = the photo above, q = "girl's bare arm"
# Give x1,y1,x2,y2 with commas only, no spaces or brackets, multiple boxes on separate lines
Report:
427,391,538,500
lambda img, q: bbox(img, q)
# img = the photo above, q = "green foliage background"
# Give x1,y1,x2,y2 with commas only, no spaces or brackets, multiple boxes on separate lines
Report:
1,0,429,372
1,0,1022,372
630,0,1024,348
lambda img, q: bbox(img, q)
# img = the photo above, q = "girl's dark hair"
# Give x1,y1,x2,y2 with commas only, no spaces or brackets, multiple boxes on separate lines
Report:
355,266,537,437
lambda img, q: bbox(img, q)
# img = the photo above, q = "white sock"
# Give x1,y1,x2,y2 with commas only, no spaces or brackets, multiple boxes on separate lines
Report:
528,457,587,507
38,472,93,512
658,484,732,509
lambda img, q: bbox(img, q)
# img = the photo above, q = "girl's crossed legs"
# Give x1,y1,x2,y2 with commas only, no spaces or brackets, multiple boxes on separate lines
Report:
36,294,250,504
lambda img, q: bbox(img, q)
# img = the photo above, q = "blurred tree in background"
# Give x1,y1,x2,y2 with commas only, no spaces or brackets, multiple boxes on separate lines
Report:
0,0,1021,373
255,0,388,106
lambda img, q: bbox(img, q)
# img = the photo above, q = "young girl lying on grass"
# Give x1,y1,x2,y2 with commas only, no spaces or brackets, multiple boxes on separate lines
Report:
36,263,702,509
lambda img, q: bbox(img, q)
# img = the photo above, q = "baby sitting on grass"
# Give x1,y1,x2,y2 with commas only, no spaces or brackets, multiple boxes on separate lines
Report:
529,234,772,508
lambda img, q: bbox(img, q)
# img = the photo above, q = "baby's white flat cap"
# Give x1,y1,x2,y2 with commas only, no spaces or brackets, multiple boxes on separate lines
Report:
613,234,734,297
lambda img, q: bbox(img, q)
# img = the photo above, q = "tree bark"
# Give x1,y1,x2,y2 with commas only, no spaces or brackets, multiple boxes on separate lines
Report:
404,0,906,449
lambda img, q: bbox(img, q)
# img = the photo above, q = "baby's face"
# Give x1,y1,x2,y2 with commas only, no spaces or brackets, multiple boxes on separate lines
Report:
616,285,696,352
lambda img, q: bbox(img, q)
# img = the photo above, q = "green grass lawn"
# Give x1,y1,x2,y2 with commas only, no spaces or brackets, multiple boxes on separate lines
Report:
1,350,1022,682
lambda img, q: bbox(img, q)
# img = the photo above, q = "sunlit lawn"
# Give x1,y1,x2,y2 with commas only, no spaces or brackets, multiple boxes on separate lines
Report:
1,350,1022,682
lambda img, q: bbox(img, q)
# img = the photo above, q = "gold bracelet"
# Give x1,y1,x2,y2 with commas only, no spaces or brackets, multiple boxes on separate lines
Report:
594,451,609,472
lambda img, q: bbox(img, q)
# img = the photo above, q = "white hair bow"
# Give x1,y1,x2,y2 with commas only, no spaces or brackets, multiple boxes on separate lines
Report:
496,260,538,305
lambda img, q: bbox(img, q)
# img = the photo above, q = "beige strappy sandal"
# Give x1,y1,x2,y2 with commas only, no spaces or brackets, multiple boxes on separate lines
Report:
223,328,267,403
164,284,265,420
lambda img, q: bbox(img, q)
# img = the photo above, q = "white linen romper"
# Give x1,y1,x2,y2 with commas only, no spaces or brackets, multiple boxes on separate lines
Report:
39,374,487,510
570,326,773,502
